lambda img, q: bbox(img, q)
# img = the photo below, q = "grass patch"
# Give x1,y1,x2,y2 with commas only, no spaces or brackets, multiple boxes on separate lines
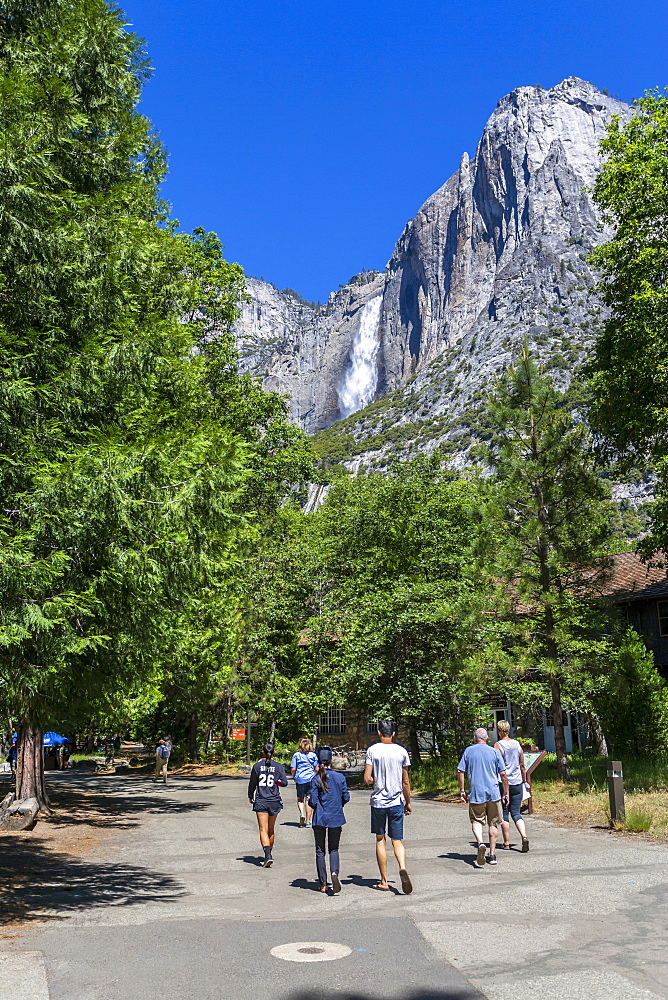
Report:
410,757,459,797
622,806,655,833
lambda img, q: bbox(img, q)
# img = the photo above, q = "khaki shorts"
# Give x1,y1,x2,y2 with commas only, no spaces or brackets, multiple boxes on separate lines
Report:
468,799,503,827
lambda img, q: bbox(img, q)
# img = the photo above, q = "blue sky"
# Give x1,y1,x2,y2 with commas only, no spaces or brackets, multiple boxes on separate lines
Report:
122,0,667,302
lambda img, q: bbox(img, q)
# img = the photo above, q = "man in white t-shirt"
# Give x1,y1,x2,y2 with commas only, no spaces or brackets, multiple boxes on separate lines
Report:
363,721,413,894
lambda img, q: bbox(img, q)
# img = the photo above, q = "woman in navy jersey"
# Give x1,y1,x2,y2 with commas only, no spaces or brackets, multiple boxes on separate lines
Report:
248,742,288,867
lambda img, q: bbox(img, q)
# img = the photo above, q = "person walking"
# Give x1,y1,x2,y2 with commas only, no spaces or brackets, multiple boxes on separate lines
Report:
494,720,530,852
308,746,350,893
457,727,509,867
248,742,288,867
153,735,172,783
363,720,413,894
7,737,17,776
291,736,318,827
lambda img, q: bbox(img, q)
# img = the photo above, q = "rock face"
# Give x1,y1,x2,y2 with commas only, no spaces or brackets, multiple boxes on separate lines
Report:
232,78,632,462
233,271,384,433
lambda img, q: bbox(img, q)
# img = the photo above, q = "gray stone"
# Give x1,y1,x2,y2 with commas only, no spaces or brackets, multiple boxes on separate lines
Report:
231,78,634,470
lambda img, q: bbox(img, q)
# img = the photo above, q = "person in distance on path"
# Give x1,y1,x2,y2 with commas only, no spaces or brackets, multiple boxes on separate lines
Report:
493,719,530,852
363,720,413,894
309,746,350,893
291,736,318,827
153,735,172,783
248,742,288,867
457,727,509,867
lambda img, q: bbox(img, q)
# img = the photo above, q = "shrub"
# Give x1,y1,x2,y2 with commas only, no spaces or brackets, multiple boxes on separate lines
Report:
596,630,668,756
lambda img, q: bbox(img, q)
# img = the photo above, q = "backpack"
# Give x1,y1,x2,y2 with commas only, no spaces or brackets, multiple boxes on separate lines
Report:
158,744,170,759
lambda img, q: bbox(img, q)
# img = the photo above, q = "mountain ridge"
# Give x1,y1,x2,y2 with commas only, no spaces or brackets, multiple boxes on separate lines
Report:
231,77,632,468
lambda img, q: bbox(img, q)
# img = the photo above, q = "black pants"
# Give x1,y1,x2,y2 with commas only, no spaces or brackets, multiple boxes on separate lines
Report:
313,825,341,886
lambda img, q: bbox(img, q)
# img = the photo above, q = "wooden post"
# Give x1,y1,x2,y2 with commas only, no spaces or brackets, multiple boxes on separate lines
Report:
607,760,625,825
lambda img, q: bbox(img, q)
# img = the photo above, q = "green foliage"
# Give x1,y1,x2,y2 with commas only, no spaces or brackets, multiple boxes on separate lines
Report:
589,90,668,462
476,345,622,777
234,506,329,735
0,0,311,754
596,630,668,755
588,90,668,555
302,459,490,749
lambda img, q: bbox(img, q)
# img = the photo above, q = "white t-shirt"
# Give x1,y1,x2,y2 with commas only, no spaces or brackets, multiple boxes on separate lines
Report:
365,741,410,808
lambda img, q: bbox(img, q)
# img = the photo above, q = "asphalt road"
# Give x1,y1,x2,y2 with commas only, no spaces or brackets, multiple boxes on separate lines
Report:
2,768,667,1000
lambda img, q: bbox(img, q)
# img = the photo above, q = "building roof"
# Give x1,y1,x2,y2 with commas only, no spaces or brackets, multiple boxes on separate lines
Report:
602,551,668,602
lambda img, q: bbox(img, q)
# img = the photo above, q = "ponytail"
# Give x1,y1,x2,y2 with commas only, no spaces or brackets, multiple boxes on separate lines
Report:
317,763,330,794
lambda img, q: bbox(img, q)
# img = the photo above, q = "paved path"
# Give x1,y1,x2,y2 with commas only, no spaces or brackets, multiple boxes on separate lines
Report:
1,770,667,1000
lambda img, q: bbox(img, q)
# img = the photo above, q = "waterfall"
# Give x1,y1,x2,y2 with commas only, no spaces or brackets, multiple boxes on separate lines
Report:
337,295,383,418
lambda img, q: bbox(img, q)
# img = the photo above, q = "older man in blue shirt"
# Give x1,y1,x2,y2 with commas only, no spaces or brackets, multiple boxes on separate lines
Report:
458,727,509,868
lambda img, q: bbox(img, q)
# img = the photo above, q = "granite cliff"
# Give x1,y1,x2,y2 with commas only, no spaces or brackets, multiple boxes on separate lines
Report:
231,78,632,466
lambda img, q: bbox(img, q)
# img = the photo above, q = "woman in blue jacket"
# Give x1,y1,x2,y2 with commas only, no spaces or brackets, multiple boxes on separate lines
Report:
309,746,350,893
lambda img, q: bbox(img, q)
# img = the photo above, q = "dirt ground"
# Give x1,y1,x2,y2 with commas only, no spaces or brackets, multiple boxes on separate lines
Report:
0,782,120,930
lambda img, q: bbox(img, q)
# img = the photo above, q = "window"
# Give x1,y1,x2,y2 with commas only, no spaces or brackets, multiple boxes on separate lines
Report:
367,719,378,733
658,602,668,637
318,708,346,735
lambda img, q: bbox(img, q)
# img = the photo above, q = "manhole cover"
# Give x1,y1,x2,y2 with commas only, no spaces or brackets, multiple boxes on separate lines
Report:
270,942,352,963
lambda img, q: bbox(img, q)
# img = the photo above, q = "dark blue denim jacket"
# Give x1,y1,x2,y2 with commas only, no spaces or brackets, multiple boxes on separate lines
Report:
308,768,350,827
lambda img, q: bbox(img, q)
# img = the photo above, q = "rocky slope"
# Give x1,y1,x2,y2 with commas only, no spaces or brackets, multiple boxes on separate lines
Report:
232,78,632,466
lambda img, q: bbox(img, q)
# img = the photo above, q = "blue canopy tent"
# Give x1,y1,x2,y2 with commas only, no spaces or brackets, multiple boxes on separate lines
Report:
43,731,69,747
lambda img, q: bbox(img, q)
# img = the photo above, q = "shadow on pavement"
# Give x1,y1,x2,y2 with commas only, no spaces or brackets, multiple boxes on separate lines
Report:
289,878,323,893
439,852,480,870
344,874,401,894
287,991,481,999
237,855,265,866
0,836,185,925
34,778,212,830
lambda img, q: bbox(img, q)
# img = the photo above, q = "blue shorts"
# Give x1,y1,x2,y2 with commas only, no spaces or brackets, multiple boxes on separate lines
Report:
296,781,311,800
371,804,404,839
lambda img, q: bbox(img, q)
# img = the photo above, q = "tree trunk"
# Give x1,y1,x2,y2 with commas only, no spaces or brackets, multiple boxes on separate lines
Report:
224,691,232,765
270,719,276,744
449,697,467,758
550,681,571,781
585,710,609,758
16,721,50,811
408,722,421,765
85,724,95,754
187,711,199,762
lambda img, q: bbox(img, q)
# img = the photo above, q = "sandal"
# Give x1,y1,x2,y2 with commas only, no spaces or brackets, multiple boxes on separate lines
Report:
399,869,413,894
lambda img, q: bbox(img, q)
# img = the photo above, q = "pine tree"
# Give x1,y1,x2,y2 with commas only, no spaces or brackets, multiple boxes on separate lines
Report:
479,345,617,779
0,1,250,807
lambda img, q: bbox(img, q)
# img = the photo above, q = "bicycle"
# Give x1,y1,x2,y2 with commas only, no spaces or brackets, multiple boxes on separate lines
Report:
330,744,359,769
